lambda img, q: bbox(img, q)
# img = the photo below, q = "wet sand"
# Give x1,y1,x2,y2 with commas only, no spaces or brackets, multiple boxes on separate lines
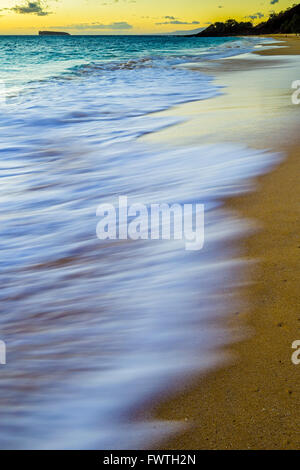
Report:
256,34,300,56
148,38,300,449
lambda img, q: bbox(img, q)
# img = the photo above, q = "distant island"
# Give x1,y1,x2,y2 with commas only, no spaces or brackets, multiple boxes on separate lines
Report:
190,3,300,37
39,31,70,36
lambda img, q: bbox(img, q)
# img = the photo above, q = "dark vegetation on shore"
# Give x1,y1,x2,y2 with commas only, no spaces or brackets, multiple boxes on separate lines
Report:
192,3,300,36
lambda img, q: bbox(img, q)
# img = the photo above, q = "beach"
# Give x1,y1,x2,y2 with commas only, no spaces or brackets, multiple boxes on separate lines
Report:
1,33,299,450
147,37,300,450
1,34,272,449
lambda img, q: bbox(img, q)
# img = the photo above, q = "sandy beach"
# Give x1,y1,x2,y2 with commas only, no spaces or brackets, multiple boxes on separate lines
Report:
147,37,300,450
2,1,300,451
1,31,300,450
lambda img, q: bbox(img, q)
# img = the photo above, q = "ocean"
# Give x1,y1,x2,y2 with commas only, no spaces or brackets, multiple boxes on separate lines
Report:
0,35,278,449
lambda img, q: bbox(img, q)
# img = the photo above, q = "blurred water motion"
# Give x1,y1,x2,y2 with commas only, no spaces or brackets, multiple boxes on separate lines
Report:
0,35,277,449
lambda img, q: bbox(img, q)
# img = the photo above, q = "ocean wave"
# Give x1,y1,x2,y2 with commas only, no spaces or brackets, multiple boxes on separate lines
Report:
0,34,278,449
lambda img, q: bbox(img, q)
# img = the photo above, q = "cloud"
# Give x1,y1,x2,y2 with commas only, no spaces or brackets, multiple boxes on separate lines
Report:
156,20,200,25
246,12,265,20
94,22,132,30
52,22,133,31
11,1,51,16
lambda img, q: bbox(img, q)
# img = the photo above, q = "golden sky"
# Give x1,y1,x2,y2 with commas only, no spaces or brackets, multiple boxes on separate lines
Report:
0,0,296,34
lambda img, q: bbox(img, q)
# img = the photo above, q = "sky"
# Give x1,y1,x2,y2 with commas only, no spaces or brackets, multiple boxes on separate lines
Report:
0,0,297,34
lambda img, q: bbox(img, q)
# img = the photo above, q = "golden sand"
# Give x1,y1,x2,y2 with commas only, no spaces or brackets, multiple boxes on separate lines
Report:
150,38,300,450
256,34,300,56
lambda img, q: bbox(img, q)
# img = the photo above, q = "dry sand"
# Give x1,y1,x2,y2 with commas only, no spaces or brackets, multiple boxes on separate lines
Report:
151,37,300,450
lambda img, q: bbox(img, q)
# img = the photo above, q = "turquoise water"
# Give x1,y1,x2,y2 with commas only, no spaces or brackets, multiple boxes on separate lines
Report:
0,35,276,449
0,35,258,88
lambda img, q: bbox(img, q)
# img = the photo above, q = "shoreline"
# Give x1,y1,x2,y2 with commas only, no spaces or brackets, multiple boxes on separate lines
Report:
147,37,300,450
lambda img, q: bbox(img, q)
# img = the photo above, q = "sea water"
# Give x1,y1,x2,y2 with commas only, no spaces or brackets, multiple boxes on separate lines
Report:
0,35,278,449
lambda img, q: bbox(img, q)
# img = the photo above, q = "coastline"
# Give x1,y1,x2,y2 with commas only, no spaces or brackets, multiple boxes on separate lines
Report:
255,34,300,55
147,37,300,450
1,34,299,450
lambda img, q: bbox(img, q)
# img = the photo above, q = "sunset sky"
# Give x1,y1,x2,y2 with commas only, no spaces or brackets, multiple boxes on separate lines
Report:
0,0,296,34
